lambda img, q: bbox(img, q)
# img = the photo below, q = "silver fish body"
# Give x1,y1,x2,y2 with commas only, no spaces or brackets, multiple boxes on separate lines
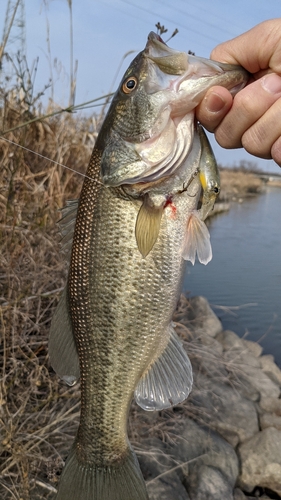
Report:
50,32,248,500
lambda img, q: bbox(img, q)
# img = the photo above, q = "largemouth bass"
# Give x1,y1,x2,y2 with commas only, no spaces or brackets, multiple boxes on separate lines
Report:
49,32,248,500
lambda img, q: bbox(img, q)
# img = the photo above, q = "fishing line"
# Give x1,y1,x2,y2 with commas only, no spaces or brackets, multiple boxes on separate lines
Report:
1,137,98,183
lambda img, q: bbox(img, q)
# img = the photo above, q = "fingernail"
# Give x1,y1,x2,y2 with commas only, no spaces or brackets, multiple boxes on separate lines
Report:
261,73,281,94
205,92,226,113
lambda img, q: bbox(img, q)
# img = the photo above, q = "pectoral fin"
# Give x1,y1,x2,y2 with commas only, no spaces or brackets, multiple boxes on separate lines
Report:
49,286,80,385
135,195,163,257
182,211,212,265
134,324,193,411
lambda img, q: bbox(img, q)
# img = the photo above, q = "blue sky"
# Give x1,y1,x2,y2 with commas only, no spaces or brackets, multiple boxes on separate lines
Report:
1,0,281,172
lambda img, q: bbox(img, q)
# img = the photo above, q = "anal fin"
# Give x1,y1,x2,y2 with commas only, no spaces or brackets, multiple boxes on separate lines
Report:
49,286,80,385
134,324,193,411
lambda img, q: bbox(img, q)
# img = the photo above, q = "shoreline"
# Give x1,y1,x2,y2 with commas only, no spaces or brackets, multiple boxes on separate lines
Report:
134,294,281,500
209,168,281,218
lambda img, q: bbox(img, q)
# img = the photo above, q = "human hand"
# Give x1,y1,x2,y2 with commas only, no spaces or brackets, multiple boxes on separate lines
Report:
196,19,281,166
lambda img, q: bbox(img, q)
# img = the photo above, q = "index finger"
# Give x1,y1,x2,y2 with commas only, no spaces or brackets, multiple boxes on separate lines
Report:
211,19,281,75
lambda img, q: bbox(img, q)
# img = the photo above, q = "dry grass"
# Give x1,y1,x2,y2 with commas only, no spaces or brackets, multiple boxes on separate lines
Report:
267,179,281,188
219,168,264,202
0,89,106,498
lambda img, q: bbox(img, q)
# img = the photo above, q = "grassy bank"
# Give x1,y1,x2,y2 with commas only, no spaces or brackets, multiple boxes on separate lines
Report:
0,94,103,498
218,168,264,203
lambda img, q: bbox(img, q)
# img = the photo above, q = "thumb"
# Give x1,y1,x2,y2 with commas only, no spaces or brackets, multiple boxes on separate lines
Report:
196,86,233,132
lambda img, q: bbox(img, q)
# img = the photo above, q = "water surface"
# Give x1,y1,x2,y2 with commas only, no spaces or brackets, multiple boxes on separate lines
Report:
183,187,281,366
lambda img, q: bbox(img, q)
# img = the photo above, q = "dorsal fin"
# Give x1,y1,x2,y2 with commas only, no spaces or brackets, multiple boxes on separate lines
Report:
58,199,79,257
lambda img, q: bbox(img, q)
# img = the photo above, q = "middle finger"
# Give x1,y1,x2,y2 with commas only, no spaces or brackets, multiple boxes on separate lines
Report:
215,73,281,149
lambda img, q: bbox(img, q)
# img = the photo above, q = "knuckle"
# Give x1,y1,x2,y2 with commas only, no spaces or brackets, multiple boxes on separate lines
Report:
215,126,241,149
242,127,271,159
234,90,257,117
271,138,281,167
241,98,281,159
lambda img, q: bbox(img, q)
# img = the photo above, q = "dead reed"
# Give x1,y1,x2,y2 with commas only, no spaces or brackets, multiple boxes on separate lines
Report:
219,167,264,201
0,88,104,499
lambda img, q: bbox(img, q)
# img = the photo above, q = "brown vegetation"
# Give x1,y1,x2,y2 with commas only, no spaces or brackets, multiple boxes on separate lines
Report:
0,90,105,498
219,168,264,202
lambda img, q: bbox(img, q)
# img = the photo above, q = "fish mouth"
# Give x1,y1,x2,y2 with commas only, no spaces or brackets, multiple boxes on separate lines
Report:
132,38,249,185
145,31,248,95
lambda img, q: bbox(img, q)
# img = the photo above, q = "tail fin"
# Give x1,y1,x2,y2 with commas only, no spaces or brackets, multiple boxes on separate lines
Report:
55,446,148,500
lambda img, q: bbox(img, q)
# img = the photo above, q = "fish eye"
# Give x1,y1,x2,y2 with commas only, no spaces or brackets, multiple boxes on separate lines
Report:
122,76,138,94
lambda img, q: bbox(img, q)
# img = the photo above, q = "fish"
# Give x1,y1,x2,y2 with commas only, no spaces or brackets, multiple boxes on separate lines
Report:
49,32,248,500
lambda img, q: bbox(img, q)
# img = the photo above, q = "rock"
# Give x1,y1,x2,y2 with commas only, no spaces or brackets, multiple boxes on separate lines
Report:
237,364,280,399
165,418,239,489
235,489,268,500
260,411,281,431
137,437,174,480
216,331,280,399
190,376,259,447
216,330,261,369
229,372,260,402
216,330,247,351
147,473,190,500
174,322,227,379
259,396,281,415
178,296,222,338
260,354,281,385
196,332,223,356
190,333,223,360
187,332,228,379
242,339,263,357
214,330,268,401
170,295,281,499
186,465,233,500
238,427,281,495
138,420,238,499
233,488,247,500
138,437,190,499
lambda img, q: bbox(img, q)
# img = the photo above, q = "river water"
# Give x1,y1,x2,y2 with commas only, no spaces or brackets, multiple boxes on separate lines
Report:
183,186,281,367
